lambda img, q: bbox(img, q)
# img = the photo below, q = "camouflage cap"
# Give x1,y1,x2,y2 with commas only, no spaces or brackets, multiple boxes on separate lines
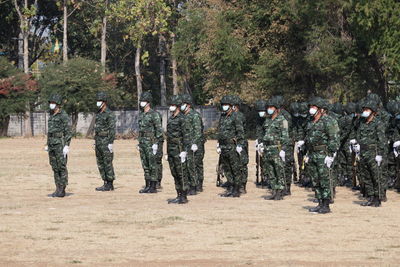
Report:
168,95,182,106
386,100,397,116
254,99,266,111
49,94,62,105
332,102,343,115
139,91,153,102
220,95,233,105
231,95,242,106
96,91,108,102
289,102,300,114
344,102,357,114
299,102,309,114
309,97,329,110
362,100,378,112
181,94,194,105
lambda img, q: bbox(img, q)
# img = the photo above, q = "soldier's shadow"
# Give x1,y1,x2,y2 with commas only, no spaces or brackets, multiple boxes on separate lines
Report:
352,200,365,205
47,193,74,198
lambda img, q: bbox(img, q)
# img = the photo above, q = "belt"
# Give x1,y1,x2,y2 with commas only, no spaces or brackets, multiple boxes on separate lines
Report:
139,132,155,138
360,144,377,151
48,132,63,138
96,131,109,137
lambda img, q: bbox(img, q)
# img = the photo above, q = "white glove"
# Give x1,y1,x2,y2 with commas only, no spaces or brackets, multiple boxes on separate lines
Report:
62,145,69,158
236,146,243,154
349,145,353,153
164,155,168,161
375,155,382,166
152,144,158,155
394,149,399,158
304,155,309,164
179,151,187,163
350,139,358,145
353,144,360,153
324,156,334,168
257,143,265,153
136,144,140,151
393,141,400,148
216,143,221,154
108,144,113,153
255,140,259,148
191,144,198,152
279,150,286,162
44,146,48,152
297,140,305,147
92,143,96,150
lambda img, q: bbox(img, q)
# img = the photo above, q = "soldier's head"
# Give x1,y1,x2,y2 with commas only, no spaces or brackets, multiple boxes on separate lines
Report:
386,100,397,117
180,94,193,113
96,91,108,110
332,102,343,115
48,94,62,111
299,102,309,118
220,95,234,114
231,95,242,111
139,91,152,110
308,96,329,117
361,100,378,119
255,99,267,118
289,102,300,117
344,102,357,117
266,96,282,116
168,95,182,114
366,93,382,109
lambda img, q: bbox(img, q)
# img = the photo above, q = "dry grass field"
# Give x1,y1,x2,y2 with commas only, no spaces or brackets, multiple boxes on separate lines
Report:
1,138,400,266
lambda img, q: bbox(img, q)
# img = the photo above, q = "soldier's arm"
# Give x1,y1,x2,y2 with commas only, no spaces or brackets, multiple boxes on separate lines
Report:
191,112,203,146
63,113,72,146
326,118,340,155
280,118,290,151
108,111,116,144
376,120,386,155
234,113,245,147
153,112,164,144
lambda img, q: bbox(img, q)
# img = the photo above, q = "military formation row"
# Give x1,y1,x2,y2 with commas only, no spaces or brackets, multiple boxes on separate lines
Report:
44,92,400,214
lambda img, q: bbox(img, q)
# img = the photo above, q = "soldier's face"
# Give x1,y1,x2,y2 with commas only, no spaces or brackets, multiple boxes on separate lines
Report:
49,103,57,110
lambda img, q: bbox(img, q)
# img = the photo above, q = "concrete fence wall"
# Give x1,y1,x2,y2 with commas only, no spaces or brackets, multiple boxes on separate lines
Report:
7,106,220,137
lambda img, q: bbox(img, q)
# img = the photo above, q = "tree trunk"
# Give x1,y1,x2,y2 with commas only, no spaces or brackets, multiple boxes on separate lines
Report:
63,0,68,62
71,112,79,135
159,34,167,106
171,33,179,95
0,116,10,137
100,0,108,71
18,32,24,70
135,45,143,108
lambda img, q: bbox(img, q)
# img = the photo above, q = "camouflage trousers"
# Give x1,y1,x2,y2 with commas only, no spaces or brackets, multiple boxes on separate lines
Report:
262,146,285,190
167,144,189,191
48,144,68,186
220,145,242,186
307,152,333,200
186,144,204,187
284,146,294,187
95,141,115,182
359,152,385,199
240,143,249,185
139,141,162,182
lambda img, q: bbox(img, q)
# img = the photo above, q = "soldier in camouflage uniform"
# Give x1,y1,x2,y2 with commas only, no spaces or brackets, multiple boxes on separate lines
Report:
258,96,290,200
391,101,400,191
166,95,188,204
46,94,72,198
137,91,164,194
386,100,398,189
353,100,386,207
305,97,339,213
255,100,268,187
232,95,249,193
181,94,205,195
217,95,245,197
94,92,116,191
294,102,311,187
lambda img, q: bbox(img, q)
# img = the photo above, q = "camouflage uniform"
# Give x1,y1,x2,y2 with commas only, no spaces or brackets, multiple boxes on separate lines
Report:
47,95,72,197
356,100,386,206
138,92,164,193
392,102,400,191
305,97,339,213
94,92,116,191
217,95,245,197
181,94,205,195
260,97,290,200
255,100,268,186
166,95,188,204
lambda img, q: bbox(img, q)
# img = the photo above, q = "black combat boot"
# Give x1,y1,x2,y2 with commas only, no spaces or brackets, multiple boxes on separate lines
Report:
188,186,197,195
274,190,283,200
221,181,232,188
168,190,181,204
156,180,162,189
196,184,203,193
309,199,322,213
232,184,241,198
318,199,331,214
178,190,189,204
266,190,277,200
361,196,375,206
221,186,234,197
148,181,157,193
103,180,114,191
55,185,66,197
139,180,150,193
372,196,382,207
284,185,291,196
52,184,61,197
96,181,107,191
240,183,247,194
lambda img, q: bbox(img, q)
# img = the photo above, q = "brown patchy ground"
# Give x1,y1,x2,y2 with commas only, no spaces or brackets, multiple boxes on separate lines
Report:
0,138,400,266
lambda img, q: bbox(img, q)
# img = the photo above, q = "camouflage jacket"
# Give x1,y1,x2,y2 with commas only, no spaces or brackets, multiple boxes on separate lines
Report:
305,114,340,156
235,110,248,147
291,116,308,142
47,110,72,146
138,109,164,145
167,112,184,146
217,111,245,148
182,108,204,150
255,116,266,143
95,108,116,144
261,113,290,151
356,117,386,155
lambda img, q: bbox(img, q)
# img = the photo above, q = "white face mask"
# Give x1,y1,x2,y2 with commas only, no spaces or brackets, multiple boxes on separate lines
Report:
49,103,56,110
309,107,318,116
267,108,275,115
258,111,266,117
96,101,103,108
180,104,187,112
294,113,299,117
169,105,177,112
362,110,371,118
140,101,147,108
222,105,230,111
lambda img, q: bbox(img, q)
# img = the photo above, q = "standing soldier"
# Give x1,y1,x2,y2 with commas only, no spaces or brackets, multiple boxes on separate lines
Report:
94,92,116,191
137,91,164,194
232,96,249,193
294,102,310,187
354,100,386,207
46,94,72,198
181,94,205,195
258,96,290,200
217,95,245,197
166,95,188,204
255,100,267,187
392,101,400,191
305,97,339,213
